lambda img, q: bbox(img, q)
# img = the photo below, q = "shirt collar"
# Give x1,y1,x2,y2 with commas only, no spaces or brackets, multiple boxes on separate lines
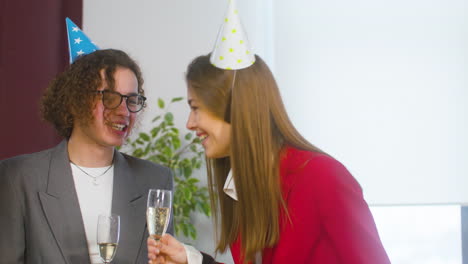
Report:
223,170,238,201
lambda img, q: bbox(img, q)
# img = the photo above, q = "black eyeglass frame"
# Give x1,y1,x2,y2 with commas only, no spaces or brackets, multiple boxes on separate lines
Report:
96,90,147,113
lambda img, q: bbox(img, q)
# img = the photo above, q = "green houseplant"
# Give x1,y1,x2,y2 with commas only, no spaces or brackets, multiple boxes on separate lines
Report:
124,97,210,240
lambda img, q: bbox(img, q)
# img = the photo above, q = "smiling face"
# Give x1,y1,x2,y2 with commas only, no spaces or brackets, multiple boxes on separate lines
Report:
186,86,231,158
71,66,139,149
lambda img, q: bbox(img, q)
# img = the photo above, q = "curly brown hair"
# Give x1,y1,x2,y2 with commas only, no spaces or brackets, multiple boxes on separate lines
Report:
41,49,144,139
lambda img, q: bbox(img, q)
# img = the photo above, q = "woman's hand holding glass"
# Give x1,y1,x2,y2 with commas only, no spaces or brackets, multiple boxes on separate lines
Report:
147,234,188,264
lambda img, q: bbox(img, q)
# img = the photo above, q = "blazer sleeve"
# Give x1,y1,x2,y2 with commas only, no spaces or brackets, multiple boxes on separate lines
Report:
268,155,390,264
311,156,390,263
201,252,222,264
0,161,25,263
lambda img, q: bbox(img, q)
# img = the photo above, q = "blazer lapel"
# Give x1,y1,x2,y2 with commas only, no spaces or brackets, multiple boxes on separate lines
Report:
38,141,90,264
111,151,146,263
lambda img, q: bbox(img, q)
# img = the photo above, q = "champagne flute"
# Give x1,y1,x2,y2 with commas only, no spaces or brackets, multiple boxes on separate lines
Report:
97,214,120,264
147,189,172,241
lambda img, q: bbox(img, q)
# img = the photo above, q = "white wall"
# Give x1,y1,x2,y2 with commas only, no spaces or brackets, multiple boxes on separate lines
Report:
274,0,468,205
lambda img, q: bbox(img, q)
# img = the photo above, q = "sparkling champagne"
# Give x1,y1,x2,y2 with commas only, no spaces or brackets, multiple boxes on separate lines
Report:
147,207,170,240
98,242,117,262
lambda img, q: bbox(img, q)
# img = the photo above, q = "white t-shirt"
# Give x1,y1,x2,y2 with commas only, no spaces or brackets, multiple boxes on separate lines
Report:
71,163,114,264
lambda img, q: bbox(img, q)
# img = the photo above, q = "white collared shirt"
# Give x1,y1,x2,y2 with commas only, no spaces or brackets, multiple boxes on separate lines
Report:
223,170,238,201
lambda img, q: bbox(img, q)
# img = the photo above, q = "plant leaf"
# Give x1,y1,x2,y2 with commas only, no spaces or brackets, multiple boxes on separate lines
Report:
164,112,174,122
151,127,161,138
152,115,161,122
171,97,184,103
183,166,192,178
188,178,199,184
158,98,165,109
171,127,179,134
140,132,151,142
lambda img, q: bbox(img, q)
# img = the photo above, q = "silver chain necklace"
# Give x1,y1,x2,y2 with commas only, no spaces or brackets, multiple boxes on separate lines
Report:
70,161,114,186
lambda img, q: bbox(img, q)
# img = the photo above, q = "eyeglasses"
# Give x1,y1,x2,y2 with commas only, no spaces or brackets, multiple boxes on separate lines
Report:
96,90,146,113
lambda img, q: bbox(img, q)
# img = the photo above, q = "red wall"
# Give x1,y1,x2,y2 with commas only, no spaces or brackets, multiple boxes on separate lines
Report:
0,0,82,159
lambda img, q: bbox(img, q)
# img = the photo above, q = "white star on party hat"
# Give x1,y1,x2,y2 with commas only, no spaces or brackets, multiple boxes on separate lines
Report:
210,0,255,70
66,17,99,63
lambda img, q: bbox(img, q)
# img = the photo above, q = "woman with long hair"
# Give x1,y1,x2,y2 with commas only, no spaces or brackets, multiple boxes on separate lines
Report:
147,53,390,264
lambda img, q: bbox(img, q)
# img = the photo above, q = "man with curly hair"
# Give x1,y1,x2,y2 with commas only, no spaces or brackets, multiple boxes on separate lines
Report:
0,48,173,263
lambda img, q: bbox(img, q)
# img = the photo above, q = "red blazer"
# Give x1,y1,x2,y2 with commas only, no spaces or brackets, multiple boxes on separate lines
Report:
230,146,390,264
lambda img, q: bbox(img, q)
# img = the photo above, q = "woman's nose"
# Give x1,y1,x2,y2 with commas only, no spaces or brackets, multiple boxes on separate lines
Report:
186,113,195,130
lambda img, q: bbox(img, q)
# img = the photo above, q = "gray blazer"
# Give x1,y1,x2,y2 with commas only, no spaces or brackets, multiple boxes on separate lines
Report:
0,141,173,264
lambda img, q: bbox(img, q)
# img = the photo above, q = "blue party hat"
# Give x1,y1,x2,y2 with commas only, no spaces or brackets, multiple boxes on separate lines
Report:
66,17,99,63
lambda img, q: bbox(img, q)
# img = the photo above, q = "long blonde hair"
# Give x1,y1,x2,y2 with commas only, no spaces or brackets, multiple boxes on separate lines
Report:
186,54,323,263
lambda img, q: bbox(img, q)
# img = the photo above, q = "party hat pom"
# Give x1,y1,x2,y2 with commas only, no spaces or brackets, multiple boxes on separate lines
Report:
210,0,255,70
66,17,99,63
